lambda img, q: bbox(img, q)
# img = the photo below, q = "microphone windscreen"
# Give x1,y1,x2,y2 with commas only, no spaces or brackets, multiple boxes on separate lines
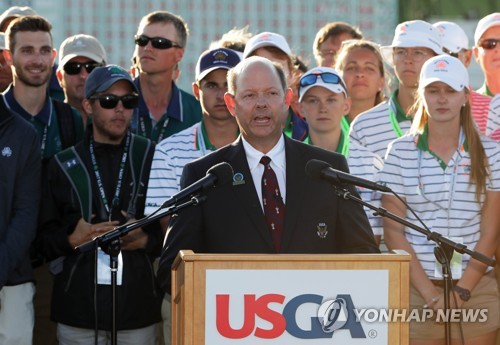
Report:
206,162,234,186
305,159,331,180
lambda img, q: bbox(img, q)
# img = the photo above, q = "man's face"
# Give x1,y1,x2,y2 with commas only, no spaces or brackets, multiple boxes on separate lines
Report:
0,49,12,91
316,33,354,67
193,68,232,121
224,62,292,151
135,22,184,75
473,26,500,80
57,56,99,110
392,47,435,89
5,30,55,87
83,80,136,143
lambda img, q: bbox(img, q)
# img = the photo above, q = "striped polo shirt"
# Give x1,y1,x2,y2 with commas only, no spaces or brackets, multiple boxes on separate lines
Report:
470,90,492,134
305,129,384,235
378,128,500,278
486,94,500,141
349,92,412,160
144,121,214,215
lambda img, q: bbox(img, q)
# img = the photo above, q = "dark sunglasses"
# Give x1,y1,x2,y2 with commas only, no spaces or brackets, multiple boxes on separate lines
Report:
64,62,102,75
89,93,139,109
479,38,500,50
300,72,346,90
134,35,182,50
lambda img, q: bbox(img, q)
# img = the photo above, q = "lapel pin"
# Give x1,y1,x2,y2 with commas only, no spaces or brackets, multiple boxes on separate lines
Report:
232,172,245,186
317,222,328,238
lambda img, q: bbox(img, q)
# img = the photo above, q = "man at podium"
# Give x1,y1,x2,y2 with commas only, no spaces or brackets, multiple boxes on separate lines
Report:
158,56,380,294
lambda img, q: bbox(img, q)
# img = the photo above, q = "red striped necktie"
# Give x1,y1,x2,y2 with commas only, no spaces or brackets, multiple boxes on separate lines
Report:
260,156,285,252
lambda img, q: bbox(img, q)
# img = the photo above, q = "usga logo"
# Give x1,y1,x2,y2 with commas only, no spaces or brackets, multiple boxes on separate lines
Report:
215,293,366,340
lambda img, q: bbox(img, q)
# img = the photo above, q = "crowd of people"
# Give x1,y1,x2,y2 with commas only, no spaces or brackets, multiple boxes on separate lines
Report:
0,4,499,345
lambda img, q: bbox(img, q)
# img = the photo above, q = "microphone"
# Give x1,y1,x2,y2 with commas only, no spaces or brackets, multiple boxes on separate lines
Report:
160,162,234,209
305,159,391,193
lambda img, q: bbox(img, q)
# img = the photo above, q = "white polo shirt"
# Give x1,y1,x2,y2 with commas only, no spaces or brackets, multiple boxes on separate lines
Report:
349,94,412,160
378,128,500,278
144,122,214,215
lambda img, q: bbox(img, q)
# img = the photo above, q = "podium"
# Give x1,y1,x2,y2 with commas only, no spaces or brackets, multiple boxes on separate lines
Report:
171,250,410,345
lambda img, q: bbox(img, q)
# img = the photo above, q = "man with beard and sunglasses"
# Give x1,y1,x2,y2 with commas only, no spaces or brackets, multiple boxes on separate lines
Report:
56,34,106,127
39,65,163,344
3,15,85,345
132,11,201,143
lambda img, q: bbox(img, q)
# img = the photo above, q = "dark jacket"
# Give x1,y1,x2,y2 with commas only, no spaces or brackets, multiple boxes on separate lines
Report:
159,136,380,294
39,129,163,330
0,98,41,289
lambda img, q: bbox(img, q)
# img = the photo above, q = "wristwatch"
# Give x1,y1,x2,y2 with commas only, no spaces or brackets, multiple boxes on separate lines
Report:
453,285,471,301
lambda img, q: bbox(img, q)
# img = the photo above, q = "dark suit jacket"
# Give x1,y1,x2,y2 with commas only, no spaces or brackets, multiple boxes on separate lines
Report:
158,135,380,293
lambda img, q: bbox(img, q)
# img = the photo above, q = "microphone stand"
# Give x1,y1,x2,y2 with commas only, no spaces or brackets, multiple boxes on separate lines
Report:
331,184,495,345
76,195,206,345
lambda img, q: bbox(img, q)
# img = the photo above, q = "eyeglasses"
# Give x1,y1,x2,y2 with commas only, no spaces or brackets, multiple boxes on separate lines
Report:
393,48,431,62
89,93,139,109
64,62,102,75
442,48,461,58
134,35,182,50
300,72,346,90
478,38,500,50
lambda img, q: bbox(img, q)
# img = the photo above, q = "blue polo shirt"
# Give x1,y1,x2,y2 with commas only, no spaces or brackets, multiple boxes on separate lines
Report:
132,79,202,143
3,85,83,160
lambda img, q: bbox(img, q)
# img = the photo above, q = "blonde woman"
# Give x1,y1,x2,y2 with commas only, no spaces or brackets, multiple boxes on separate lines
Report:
379,55,500,344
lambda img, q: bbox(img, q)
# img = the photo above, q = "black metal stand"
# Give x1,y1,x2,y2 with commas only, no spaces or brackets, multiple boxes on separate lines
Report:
76,196,206,345
331,184,495,345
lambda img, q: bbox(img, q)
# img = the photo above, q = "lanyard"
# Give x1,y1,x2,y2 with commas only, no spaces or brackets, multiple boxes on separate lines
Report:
89,133,131,221
417,128,465,234
139,115,170,143
388,98,404,138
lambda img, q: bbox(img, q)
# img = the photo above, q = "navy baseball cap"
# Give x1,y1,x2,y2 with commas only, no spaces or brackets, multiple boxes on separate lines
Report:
85,65,138,99
195,48,242,81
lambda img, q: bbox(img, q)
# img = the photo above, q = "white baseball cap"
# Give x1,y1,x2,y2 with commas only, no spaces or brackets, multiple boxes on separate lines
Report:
298,67,347,102
381,20,443,65
474,12,500,46
59,34,107,68
243,32,292,59
433,21,469,54
419,55,469,92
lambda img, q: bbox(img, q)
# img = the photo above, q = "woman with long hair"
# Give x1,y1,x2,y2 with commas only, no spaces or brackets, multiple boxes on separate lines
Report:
379,55,500,344
335,39,387,124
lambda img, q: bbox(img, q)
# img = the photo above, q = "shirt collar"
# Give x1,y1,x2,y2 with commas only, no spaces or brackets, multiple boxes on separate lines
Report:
241,134,286,172
391,90,410,123
3,84,52,124
416,124,469,153
477,83,493,97
134,78,182,121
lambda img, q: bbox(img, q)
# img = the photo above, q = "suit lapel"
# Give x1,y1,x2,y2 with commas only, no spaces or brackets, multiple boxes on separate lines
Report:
281,137,306,252
223,139,275,251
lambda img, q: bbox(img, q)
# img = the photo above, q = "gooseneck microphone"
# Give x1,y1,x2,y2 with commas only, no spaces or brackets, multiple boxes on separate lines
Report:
305,159,391,193
160,161,234,209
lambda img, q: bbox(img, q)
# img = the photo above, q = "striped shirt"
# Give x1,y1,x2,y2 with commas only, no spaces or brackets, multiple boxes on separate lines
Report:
378,129,500,278
144,122,213,215
486,94,500,141
349,94,412,160
470,90,492,134
348,141,384,235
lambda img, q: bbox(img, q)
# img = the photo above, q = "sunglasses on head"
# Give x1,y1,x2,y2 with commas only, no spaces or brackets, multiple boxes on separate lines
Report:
89,93,139,109
64,62,102,75
300,72,346,90
479,38,500,50
134,35,182,50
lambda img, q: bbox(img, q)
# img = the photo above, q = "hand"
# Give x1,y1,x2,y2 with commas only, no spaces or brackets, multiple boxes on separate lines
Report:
119,211,148,251
433,290,464,312
68,217,119,248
